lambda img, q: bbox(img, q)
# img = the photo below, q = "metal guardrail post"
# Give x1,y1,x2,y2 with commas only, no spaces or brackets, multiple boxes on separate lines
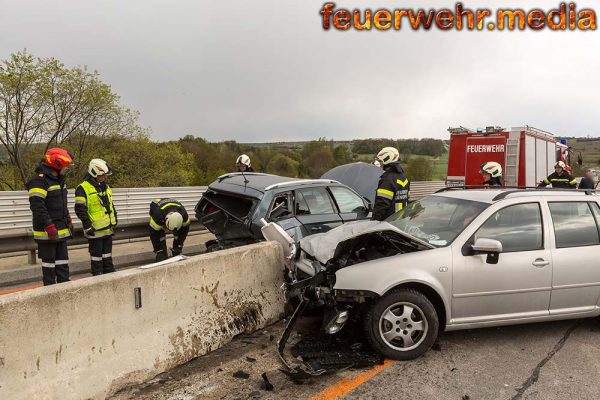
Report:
28,249,36,265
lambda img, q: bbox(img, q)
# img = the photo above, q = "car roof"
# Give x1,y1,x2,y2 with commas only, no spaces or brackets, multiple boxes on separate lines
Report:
209,173,341,198
432,188,598,204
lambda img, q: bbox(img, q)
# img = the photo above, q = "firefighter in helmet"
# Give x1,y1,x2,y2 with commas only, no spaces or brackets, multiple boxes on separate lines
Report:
236,154,254,172
372,147,410,221
538,161,577,189
74,159,117,276
480,161,503,187
26,148,75,285
149,198,191,262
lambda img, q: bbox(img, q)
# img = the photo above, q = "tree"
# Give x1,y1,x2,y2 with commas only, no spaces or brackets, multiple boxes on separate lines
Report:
0,51,142,189
406,156,434,181
266,154,299,177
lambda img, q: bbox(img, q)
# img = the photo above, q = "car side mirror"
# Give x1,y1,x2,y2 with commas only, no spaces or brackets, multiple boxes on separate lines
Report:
472,238,503,264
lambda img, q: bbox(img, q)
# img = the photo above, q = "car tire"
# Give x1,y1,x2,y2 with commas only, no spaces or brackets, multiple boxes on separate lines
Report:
363,288,439,360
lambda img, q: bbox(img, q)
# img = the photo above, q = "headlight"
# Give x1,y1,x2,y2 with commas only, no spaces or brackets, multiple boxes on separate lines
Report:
324,310,349,334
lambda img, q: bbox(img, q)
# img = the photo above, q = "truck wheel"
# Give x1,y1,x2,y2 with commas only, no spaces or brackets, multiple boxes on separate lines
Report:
363,288,439,360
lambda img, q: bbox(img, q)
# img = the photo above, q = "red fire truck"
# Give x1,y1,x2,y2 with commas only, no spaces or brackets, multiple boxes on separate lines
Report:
446,125,570,187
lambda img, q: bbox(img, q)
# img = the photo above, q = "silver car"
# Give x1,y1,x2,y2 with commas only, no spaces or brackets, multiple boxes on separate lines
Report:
271,188,600,363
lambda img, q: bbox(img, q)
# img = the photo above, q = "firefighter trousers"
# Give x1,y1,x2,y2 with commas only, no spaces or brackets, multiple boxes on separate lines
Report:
89,236,115,276
38,240,70,286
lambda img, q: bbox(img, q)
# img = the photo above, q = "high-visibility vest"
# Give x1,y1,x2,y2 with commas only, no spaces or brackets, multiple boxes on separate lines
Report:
77,181,116,236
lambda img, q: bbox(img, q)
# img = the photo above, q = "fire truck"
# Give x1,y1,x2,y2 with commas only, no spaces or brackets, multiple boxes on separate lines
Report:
446,125,571,187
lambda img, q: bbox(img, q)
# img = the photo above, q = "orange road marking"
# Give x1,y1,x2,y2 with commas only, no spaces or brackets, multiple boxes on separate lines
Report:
309,359,395,400
0,283,42,295
0,276,86,295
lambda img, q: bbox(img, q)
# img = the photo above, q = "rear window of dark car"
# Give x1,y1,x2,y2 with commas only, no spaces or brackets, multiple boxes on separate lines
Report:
199,190,255,219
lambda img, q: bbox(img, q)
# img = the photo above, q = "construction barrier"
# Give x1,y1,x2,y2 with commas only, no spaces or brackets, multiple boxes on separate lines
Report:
0,241,285,400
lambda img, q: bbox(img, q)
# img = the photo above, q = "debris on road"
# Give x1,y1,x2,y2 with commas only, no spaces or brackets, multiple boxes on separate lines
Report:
260,372,274,391
246,356,257,363
232,370,250,379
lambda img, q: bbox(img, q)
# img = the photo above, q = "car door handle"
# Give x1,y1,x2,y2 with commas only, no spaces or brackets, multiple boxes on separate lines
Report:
311,226,323,232
532,259,550,267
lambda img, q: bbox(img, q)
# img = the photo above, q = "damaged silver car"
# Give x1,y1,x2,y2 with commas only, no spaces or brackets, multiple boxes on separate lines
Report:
265,188,600,371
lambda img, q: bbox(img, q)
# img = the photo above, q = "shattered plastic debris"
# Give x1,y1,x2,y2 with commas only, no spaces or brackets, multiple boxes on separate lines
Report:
232,370,250,379
290,324,384,373
260,372,274,391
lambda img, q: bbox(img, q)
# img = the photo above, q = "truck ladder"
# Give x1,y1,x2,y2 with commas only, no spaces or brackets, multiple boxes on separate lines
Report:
504,130,521,187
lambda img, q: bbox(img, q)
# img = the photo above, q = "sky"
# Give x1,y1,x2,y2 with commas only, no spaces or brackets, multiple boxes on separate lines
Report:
0,0,598,142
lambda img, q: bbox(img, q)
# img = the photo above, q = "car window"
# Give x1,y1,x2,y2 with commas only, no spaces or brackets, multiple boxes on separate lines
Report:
330,187,367,213
268,192,293,221
388,196,488,247
295,187,335,215
474,203,543,252
549,202,600,248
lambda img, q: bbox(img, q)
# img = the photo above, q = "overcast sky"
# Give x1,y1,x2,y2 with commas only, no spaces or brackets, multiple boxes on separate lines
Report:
0,0,598,141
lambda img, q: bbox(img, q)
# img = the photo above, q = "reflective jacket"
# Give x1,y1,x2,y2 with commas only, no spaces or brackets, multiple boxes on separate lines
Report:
372,163,410,221
26,165,72,241
149,198,191,251
75,176,117,238
539,171,577,188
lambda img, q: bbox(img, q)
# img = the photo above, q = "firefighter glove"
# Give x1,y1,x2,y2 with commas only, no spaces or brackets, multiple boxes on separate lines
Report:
85,226,96,236
45,224,58,240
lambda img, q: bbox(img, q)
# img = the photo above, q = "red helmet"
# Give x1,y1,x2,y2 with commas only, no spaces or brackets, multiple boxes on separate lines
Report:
44,148,74,171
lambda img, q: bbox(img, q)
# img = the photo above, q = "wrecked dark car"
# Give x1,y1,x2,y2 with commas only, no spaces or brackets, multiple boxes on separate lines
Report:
195,172,371,251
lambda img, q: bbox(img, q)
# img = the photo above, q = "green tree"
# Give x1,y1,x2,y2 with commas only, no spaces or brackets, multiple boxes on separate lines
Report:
0,51,142,189
406,156,434,181
266,154,299,177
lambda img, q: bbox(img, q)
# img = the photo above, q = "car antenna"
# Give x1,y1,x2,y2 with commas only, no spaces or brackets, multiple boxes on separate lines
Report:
241,170,249,185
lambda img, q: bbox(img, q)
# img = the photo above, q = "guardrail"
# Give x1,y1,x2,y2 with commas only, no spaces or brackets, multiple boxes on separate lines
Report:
0,181,446,261
0,187,207,261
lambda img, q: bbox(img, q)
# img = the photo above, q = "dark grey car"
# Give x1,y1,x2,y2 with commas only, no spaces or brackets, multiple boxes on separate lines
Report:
195,172,371,251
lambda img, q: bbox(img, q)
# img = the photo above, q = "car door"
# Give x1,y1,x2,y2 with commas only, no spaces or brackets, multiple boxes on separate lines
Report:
547,201,600,315
451,202,553,324
328,186,370,222
293,186,343,236
266,191,303,241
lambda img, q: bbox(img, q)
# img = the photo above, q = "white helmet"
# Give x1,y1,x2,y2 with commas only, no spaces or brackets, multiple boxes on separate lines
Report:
555,161,566,169
165,212,183,231
376,147,400,165
236,154,251,167
480,161,502,178
88,159,112,177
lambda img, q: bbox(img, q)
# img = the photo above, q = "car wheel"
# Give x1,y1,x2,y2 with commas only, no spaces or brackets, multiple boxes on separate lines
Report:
363,288,439,360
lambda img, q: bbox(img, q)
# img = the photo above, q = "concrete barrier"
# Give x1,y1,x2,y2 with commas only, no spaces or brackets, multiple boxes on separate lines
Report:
0,241,285,400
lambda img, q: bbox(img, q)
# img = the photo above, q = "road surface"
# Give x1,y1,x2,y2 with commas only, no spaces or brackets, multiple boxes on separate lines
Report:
111,317,600,400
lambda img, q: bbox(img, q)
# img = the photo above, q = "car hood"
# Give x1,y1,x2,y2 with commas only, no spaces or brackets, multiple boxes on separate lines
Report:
321,162,383,204
299,220,434,264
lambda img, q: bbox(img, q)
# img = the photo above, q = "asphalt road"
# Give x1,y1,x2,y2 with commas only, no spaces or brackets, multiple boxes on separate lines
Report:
111,317,600,400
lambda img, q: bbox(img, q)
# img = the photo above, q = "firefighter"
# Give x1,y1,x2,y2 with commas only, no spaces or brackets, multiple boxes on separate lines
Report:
74,159,117,276
578,169,596,190
372,147,410,221
26,148,74,286
373,160,382,168
538,161,577,189
480,161,503,187
236,154,254,172
149,198,191,262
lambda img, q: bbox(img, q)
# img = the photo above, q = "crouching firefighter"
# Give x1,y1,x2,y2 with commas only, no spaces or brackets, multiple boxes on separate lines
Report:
149,198,191,262
372,146,410,221
75,159,117,276
26,148,75,286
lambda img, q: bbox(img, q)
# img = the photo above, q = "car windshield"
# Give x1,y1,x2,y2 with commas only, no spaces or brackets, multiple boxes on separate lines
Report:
386,196,489,247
